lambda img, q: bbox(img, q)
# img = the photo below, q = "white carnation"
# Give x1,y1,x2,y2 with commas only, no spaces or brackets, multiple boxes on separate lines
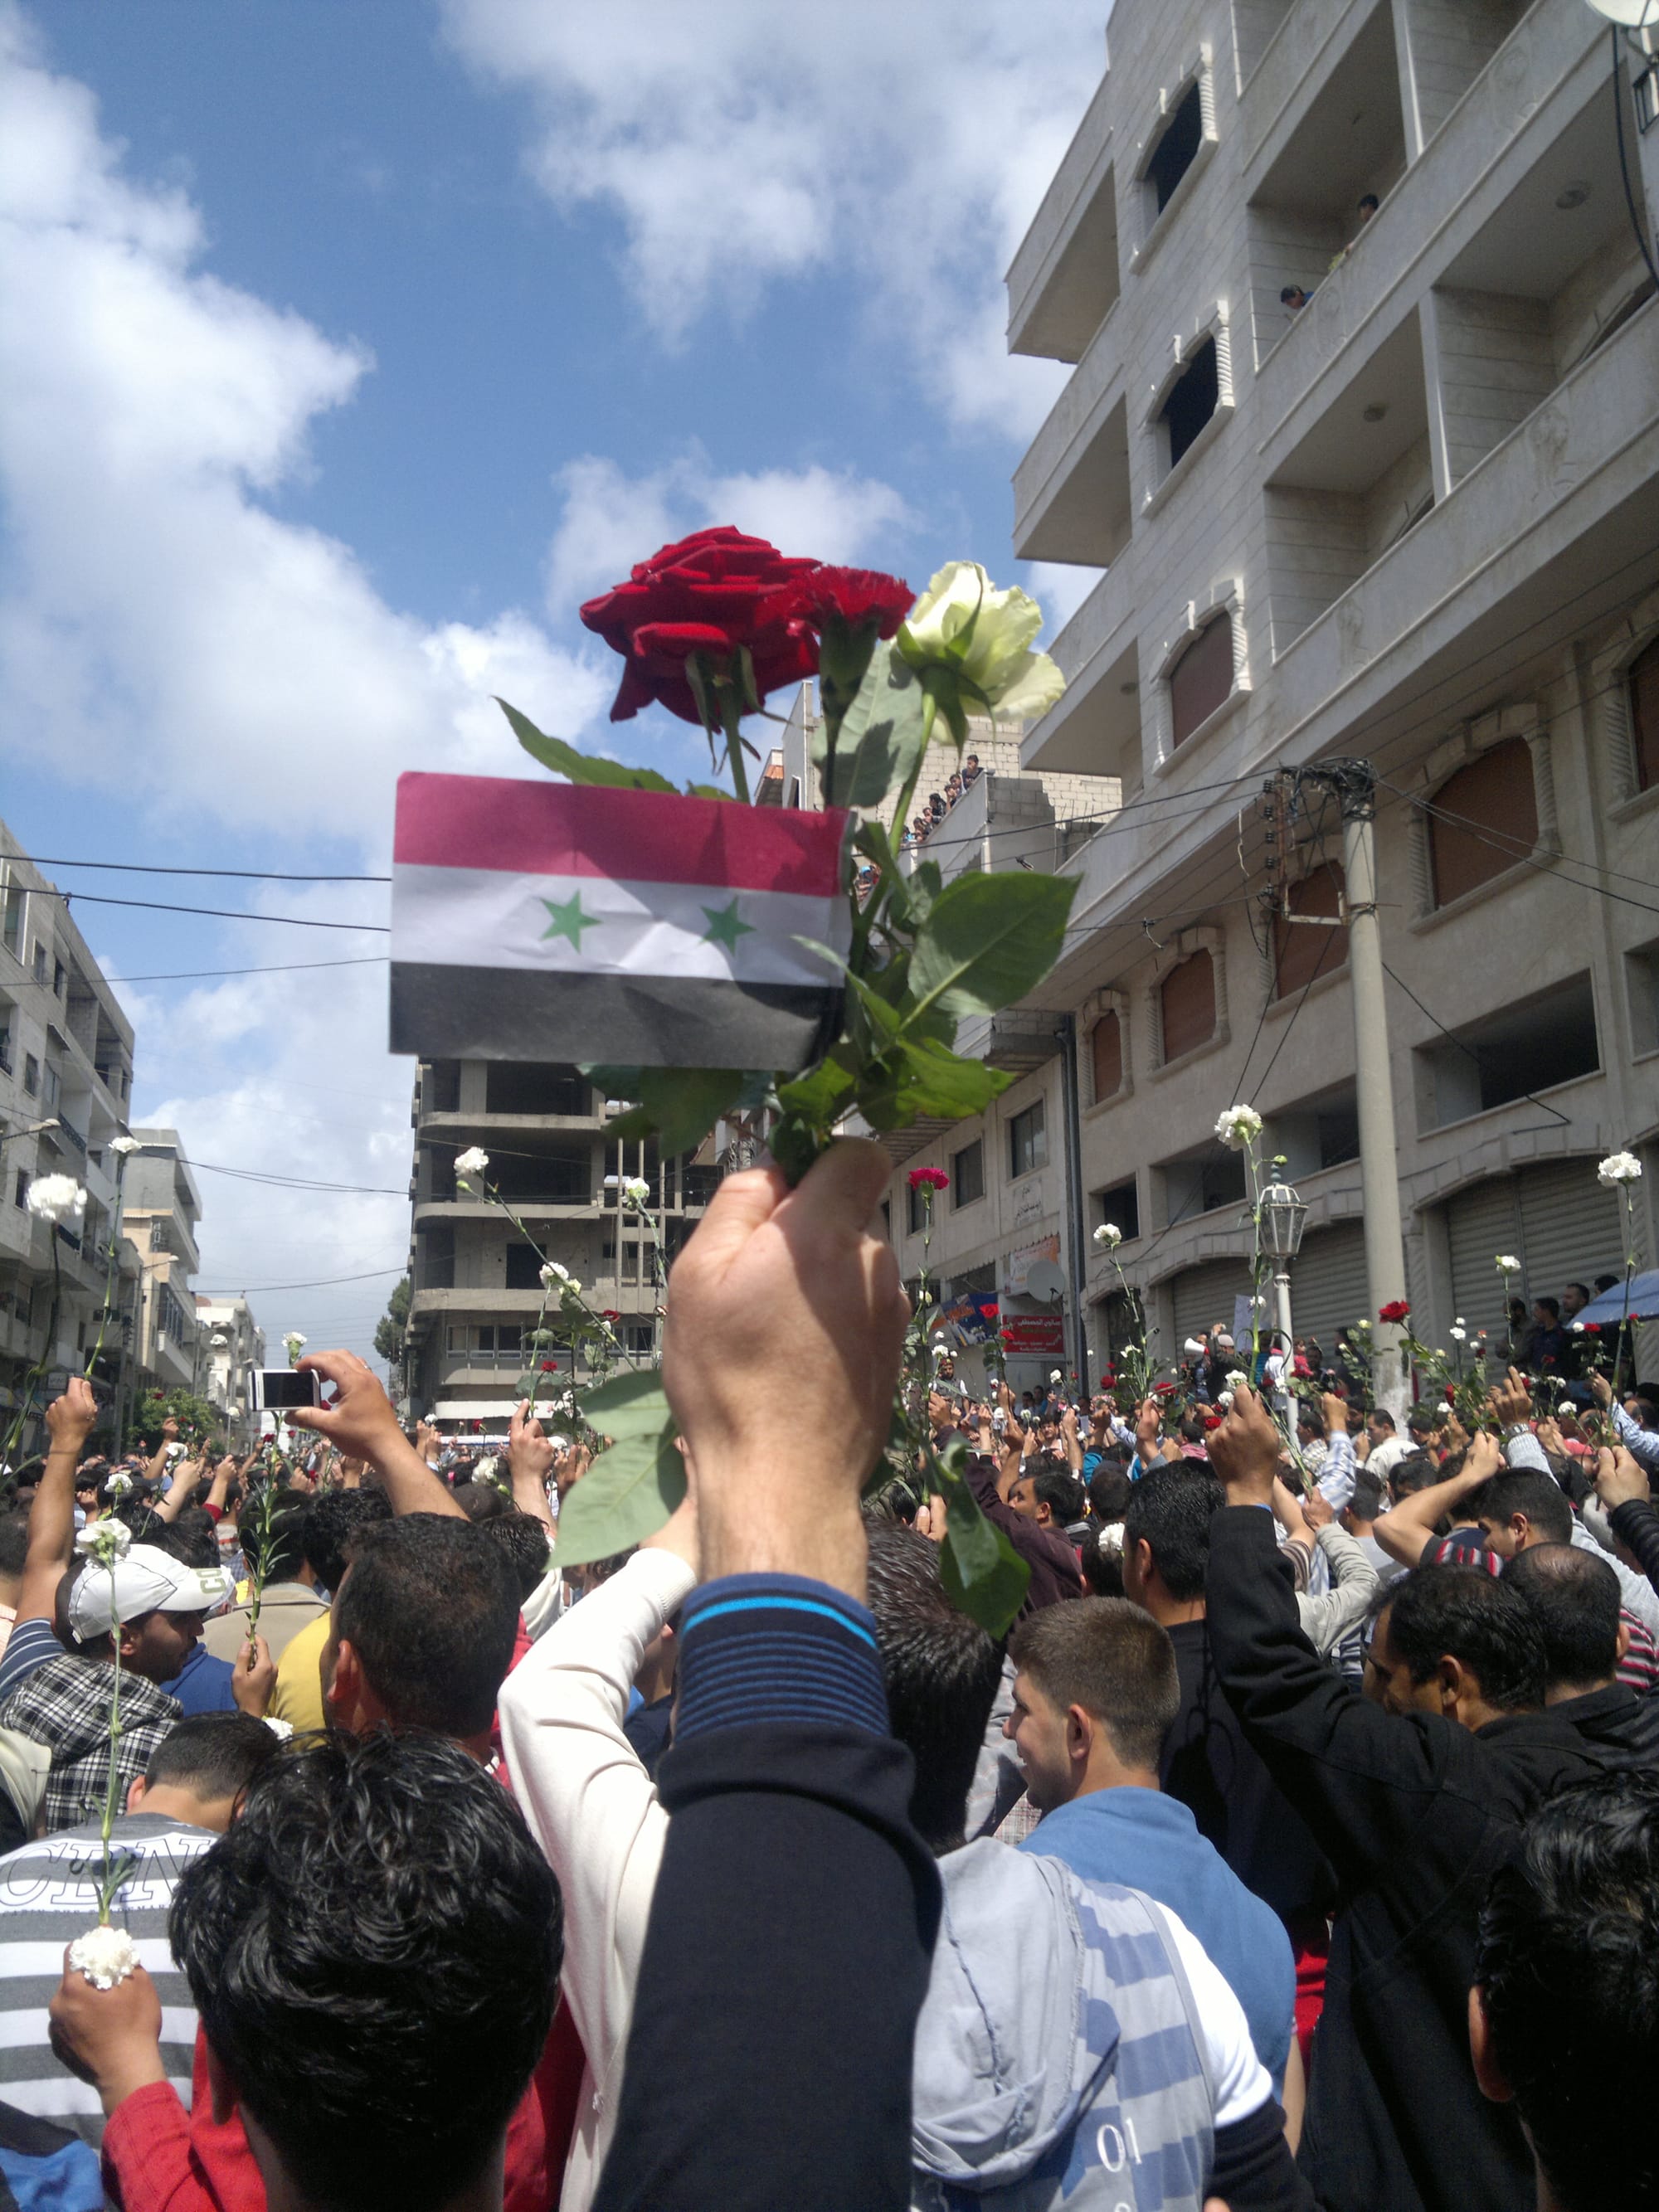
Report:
1449,1326,1467,1342
75,1519,132,1563
25,1174,86,1228
454,1147,489,1179
1049,1369,1063,1384
1093,1223,1123,1249
1226,1370,1250,1393
540,1262,569,1288
1214,1106,1262,1151
108,1135,141,1157
1598,1150,1643,1188
68,1924,139,1990
622,1176,651,1209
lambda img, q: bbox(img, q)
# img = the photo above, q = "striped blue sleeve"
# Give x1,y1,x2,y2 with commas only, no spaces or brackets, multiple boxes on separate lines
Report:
673,1573,888,1740
0,1617,63,1704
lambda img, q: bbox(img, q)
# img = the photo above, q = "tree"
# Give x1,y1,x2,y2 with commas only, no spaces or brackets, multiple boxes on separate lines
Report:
132,1386,221,1453
374,1274,411,1368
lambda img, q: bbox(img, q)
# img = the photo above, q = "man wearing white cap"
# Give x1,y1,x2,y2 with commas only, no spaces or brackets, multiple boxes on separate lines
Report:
0,1383,255,1831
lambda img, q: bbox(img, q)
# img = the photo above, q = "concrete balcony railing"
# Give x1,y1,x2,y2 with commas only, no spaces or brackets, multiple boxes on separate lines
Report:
1006,66,1117,359
1012,299,1126,560
1238,0,1374,176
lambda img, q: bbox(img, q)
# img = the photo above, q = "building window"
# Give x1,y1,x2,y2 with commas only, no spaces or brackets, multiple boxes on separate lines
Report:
1631,636,1659,792
149,1219,172,1252
12,1171,24,1210
1009,1100,1048,1179
504,1242,545,1290
31,946,45,986
1274,862,1347,999
42,1066,58,1110
1,891,20,958
1095,1177,1140,1242
1169,615,1233,746
1090,1010,1123,1101
1415,971,1598,1129
1428,738,1538,907
1162,338,1219,470
906,1179,929,1235
952,1139,985,1209
1160,950,1216,1061
1146,80,1203,213
51,960,64,998
484,1063,590,1116
22,1055,38,1097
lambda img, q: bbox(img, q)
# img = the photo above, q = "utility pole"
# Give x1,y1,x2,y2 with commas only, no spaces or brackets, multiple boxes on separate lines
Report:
1321,760,1410,1421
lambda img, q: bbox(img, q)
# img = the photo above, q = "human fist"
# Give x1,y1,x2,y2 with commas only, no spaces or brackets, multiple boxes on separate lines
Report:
1207,1383,1280,1506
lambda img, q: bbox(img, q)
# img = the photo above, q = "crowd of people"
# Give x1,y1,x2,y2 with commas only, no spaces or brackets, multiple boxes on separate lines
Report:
0,1145,1651,2208
898,751,983,849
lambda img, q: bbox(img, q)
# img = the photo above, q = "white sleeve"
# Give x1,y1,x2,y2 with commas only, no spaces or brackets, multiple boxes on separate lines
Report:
1570,1515,1659,1634
1149,1901,1275,2129
1296,1524,1380,1655
498,1547,695,2104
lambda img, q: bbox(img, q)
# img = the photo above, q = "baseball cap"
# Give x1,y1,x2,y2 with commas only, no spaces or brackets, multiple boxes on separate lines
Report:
69,1546,234,1641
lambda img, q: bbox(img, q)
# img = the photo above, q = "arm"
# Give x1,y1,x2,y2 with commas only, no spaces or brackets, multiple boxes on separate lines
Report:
287,1352,464,1519
1603,1446,1659,1596
1316,1398,1355,1513
150,1456,205,1526
506,1402,556,1533
1372,1438,1501,1570
1059,1407,1082,1475
592,1142,937,2212
1295,1523,1380,1658
17,1380,95,1626
141,1420,178,1490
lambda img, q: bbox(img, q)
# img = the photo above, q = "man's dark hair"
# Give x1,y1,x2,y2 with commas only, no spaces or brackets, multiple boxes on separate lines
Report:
1477,1770,1659,2210
1022,1466,1081,1523
1594,1274,1618,1296
1384,1563,1544,1711
1358,192,1379,211
302,1486,393,1592
1504,1543,1620,1692
450,1482,511,1523
1279,283,1301,304
864,1524,1003,1855
1010,1598,1179,1770
1087,1463,1131,1524
161,1505,221,1572
1405,1403,1442,1437
144,1712,282,1799
1121,1465,1224,1603
1079,1529,1123,1598
1370,1408,1396,1432
333,1516,520,1738
1297,1403,1326,1440
479,1511,553,1604
1565,1282,1592,1307
243,1493,309,1583
1465,1469,1573,1546
1535,1296,1561,1320
1177,1408,1207,1446
1389,1452,1439,1501
1349,1469,1384,1521
170,1732,560,2212
0,1510,29,1581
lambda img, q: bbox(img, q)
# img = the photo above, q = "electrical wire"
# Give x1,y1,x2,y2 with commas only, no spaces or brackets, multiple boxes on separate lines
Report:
1381,959,1570,1129
105,957,387,984
1612,22,1659,294
27,887,387,933
15,856,388,884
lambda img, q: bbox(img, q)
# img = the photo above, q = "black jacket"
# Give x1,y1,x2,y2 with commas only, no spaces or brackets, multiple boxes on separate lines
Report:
1551,1678,1659,1767
1610,1495,1659,1596
1206,1505,1603,2212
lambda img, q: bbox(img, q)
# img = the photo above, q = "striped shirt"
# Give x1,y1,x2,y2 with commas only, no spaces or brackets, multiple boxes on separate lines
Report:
0,1813,212,2144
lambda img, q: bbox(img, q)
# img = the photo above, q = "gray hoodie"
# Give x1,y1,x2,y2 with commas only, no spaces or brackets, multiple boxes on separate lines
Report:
911,1840,1218,2210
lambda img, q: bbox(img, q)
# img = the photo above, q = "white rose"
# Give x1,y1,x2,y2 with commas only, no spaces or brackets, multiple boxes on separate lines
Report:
68,1925,139,1990
623,1176,650,1209
108,1135,141,1157
1225,1370,1250,1393
1437,1402,1453,1417
1049,1369,1063,1384
562,1278,583,1298
897,562,1066,725
1598,1150,1643,1188
1093,1223,1122,1249
24,1174,87,1228
1449,1326,1467,1342
1214,1106,1263,1151
540,1262,568,1289
1496,1254,1520,1274
454,1147,490,1179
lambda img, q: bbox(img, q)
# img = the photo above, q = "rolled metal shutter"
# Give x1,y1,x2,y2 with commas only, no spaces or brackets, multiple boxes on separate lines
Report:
1515,1159,1630,1304
1447,1179,1525,1344
1287,1222,1370,1352
1170,1257,1256,1348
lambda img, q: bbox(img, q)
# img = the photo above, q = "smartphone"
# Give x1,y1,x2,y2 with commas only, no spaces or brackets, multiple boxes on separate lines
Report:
250,1368,324,1412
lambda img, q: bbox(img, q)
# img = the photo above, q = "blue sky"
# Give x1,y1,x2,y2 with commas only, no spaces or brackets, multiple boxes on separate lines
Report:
0,0,1102,1356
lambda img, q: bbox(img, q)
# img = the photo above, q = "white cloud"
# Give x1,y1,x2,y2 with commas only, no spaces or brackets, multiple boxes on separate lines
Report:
0,12,612,848
440,0,1101,436
544,450,913,615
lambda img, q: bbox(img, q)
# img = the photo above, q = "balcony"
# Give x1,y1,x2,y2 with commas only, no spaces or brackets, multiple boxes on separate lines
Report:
1007,67,1118,362
1012,339,1130,566
1019,562,1141,780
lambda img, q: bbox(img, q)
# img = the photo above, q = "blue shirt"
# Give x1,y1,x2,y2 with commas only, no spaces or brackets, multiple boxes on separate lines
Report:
1019,1784,1294,2092
160,1641,238,1715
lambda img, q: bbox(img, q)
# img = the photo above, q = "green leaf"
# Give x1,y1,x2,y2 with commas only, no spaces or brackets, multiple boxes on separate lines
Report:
775,1047,859,1126
553,1425,685,1567
888,1036,1014,1118
931,1443,1029,1636
684,781,735,802
768,1112,825,1187
577,1369,674,1437
495,698,679,795
908,871,1078,1023
581,1065,749,1157
813,646,929,809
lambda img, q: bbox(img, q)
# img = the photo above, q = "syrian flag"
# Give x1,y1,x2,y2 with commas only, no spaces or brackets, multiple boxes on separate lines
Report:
390,773,852,1071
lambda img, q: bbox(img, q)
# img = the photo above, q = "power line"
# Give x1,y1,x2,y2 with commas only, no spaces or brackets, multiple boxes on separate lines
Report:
226,1265,409,1292
28,888,388,933
16,856,387,884
1381,959,1570,1130
107,956,387,984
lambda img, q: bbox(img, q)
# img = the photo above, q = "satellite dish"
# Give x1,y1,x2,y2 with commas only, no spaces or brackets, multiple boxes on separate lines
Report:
1025,1258,1067,1304
1584,0,1657,23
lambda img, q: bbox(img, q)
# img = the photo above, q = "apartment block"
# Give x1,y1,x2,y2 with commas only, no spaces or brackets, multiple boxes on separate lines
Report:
196,1294,266,1446
401,1059,719,1433
123,1131,207,1406
0,827,141,1449
882,0,1659,1388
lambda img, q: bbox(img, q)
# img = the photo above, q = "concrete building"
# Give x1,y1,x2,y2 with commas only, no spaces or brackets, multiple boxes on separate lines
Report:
0,827,141,1451
401,1060,720,1434
195,1295,265,1446
880,0,1659,1389
123,1131,206,1410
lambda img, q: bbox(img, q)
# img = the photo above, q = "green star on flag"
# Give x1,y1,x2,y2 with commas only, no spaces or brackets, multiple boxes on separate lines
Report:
700,897,755,950
541,891,600,949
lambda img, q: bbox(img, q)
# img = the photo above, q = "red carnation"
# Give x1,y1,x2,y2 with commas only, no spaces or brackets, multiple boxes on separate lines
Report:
784,566,912,643
1379,1300,1411,1324
1153,1381,1176,1396
539,1360,557,1373
601,1310,623,1324
1582,1322,1602,1334
579,527,820,727
908,1166,950,1191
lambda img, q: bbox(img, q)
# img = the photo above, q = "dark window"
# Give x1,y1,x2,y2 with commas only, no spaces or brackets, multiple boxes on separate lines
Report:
51,960,64,998
952,1139,985,1208
22,1055,38,1097
426,1061,460,1113
496,1323,522,1353
1418,974,1599,1129
1146,80,1203,213
1428,738,1538,906
504,1242,546,1290
906,1179,930,1235
1160,950,1216,1061
1095,1177,1140,1242
1318,1101,1360,1168
1274,862,1347,999
485,1063,590,1116
1090,1011,1123,1101
1009,1101,1048,1179
31,946,45,986
1631,636,1659,792
1169,616,1233,746
1,891,20,957
1161,338,1219,470
420,1223,455,1291
12,1171,24,1210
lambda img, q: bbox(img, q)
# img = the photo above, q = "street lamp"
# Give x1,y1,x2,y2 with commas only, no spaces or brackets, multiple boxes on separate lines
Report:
1258,1165,1307,1408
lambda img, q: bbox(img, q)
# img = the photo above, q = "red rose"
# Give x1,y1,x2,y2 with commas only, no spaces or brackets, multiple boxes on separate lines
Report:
580,527,820,726
601,1310,623,1323
1379,1300,1411,1324
539,1360,557,1373
1153,1381,1176,1396
907,1166,950,1191
1582,1322,1602,1334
